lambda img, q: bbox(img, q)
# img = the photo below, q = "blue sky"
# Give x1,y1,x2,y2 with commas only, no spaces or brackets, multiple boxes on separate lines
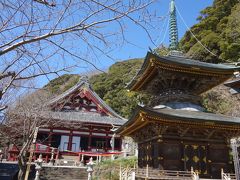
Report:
37,0,214,87
79,0,214,69
111,0,213,60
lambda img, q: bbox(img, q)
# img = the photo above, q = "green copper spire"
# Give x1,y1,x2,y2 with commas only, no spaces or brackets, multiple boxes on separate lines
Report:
169,0,178,50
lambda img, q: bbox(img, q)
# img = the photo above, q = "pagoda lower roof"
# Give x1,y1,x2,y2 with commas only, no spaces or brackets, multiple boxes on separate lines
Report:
117,105,240,136
224,78,240,88
128,52,239,94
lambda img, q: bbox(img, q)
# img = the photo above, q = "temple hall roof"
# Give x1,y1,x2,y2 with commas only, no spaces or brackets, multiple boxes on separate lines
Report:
47,76,125,120
36,111,125,126
29,76,128,126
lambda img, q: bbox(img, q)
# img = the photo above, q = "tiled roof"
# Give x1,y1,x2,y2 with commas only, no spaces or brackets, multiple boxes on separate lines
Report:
150,107,240,124
37,111,126,126
224,78,240,87
127,52,240,90
47,76,125,120
117,105,240,134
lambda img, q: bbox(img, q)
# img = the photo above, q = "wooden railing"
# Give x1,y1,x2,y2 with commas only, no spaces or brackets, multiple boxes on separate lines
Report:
221,168,236,180
119,165,135,180
120,166,238,180
135,166,197,180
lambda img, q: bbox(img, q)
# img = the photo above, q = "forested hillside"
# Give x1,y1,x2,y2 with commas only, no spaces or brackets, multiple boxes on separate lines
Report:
44,59,148,118
39,0,240,118
89,59,149,118
180,0,240,63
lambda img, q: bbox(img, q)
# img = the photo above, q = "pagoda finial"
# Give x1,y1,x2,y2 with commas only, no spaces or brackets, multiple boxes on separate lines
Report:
169,0,178,51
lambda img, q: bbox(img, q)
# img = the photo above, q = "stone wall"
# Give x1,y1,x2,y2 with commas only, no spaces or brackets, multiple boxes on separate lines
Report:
0,162,36,180
39,166,88,180
0,163,18,180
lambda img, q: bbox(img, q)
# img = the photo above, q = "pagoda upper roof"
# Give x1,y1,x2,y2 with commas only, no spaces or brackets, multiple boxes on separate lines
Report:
47,77,126,119
117,105,240,136
127,52,239,95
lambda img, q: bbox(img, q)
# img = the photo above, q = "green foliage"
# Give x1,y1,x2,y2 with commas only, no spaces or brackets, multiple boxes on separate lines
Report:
44,59,149,118
202,91,231,114
44,74,80,95
90,59,149,118
180,0,240,63
93,157,137,180
43,0,240,119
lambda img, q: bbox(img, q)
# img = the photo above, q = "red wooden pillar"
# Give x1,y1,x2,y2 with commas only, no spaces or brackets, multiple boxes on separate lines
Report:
56,150,59,160
106,129,109,152
119,138,122,151
78,153,81,162
68,130,73,151
46,154,49,162
88,126,92,151
48,128,53,147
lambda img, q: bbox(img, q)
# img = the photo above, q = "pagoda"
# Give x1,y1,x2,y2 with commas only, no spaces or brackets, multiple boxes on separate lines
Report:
117,0,240,179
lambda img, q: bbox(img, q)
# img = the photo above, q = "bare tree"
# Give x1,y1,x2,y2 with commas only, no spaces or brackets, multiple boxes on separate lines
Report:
0,0,159,111
0,89,85,179
0,90,49,179
0,1,160,179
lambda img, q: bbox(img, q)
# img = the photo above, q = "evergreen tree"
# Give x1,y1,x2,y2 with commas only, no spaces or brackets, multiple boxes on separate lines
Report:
180,0,240,63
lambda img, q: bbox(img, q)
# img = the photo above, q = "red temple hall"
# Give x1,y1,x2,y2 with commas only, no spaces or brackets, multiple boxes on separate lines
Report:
8,77,126,161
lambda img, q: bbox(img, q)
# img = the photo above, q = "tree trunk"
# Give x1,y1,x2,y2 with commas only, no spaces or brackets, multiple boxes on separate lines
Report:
18,145,28,180
18,168,25,180
18,160,26,180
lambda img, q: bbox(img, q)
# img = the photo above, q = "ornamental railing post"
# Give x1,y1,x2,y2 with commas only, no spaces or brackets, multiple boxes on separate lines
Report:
146,164,149,179
79,152,84,167
34,154,43,180
48,148,55,166
87,157,94,180
231,138,240,180
119,164,122,180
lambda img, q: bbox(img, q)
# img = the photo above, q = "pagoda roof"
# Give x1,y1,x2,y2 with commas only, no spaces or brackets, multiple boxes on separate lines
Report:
117,105,240,136
128,52,239,94
47,77,124,120
224,77,240,88
224,77,240,94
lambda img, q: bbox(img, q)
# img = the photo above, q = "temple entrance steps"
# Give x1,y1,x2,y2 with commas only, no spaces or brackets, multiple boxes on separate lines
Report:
199,179,221,180
39,166,87,180
60,155,79,161
56,155,79,166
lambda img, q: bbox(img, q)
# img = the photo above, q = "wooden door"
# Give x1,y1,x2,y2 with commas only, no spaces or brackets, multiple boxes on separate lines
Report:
184,144,207,175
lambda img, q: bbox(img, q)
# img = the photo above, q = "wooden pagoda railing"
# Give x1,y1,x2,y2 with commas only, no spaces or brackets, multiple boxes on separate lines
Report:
133,167,237,180
119,165,136,180
221,168,236,180
135,165,197,180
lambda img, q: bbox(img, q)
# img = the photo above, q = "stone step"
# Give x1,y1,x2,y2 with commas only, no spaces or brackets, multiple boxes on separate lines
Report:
40,166,88,180
200,179,221,180
58,155,80,166
61,155,79,161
